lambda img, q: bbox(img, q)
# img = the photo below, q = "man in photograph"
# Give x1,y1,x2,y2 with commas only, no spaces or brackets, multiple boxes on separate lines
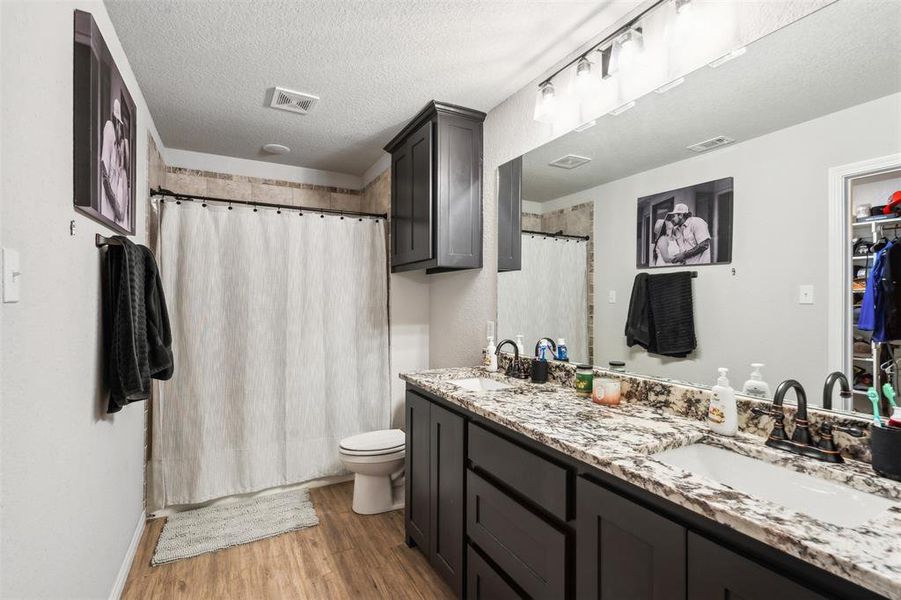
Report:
100,97,130,226
668,203,711,264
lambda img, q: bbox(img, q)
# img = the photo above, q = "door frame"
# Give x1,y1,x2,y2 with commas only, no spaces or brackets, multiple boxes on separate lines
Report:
827,153,901,411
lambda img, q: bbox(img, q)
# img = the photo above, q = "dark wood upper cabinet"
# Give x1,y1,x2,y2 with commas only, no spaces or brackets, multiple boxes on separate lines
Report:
497,156,522,272
385,101,486,274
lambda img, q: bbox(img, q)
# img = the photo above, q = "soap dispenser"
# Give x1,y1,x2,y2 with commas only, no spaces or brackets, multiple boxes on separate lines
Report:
742,363,771,398
484,336,497,372
515,334,525,356
708,368,738,436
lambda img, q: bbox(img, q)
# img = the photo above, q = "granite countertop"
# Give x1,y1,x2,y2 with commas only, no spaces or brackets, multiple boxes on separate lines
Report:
400,366,901,599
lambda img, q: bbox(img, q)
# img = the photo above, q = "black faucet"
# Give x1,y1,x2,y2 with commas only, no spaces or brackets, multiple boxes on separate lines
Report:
495,339,528,379
533,337,557,359
822,371,852,411
755,379,843,463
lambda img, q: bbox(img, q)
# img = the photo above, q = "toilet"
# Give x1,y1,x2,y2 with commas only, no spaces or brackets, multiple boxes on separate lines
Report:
338,429,406,515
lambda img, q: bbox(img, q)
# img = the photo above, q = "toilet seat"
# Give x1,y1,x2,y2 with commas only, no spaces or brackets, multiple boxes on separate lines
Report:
339,429,405,456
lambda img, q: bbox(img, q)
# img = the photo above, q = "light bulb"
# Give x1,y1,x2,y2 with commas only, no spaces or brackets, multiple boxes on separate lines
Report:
675,0,692,16
533,82,557,123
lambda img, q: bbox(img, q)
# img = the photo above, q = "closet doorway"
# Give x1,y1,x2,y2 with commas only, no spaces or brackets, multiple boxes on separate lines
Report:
827,153,901,412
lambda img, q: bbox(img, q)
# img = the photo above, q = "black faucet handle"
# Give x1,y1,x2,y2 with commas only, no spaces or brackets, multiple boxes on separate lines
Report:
751,406,776,417
834,424,866,438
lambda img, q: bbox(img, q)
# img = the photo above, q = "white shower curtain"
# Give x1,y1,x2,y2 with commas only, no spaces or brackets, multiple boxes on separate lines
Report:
150,201,390,509
498,234,589,361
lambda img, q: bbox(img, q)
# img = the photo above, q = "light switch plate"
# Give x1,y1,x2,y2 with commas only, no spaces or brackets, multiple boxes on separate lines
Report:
608,290,616,303
799,284,814,305
3,248,20,303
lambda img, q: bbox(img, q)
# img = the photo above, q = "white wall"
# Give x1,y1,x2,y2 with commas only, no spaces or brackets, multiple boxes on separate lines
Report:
538,93,900,397
164,147,362,190
0,2,160,597
389,271,430,426
429,0,831,369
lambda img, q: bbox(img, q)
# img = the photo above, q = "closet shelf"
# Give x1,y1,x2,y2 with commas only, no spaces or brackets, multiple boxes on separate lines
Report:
853,216,901,227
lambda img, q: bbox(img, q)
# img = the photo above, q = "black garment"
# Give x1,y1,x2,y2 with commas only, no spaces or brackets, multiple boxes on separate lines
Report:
624,271,696,358
881,241,901,341
104,237,173,413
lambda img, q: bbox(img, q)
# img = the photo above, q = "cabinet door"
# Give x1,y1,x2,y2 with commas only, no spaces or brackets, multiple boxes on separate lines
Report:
468,545,525,600
577,477,686,600
404,391,431,549
687,533,826,600
392,121,433,267
429,402,465,596
435,113,482,270
497,156,522,272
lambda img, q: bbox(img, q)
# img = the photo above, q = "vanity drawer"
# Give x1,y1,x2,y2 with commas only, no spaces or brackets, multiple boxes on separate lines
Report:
467,422,569,520
467,544,524,600
467,469,567,600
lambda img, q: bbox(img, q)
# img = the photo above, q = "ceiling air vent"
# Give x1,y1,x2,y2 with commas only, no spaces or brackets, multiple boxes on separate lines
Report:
269,87,319,115
687,135,734,153
549,154,592,170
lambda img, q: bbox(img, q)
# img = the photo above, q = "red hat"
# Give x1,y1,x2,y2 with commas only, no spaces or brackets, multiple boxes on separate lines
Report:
882,190,901,215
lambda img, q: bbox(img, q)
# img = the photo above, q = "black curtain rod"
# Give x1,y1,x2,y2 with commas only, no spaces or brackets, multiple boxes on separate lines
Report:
523,229,590,242
539,0,666,86
151,187,388,220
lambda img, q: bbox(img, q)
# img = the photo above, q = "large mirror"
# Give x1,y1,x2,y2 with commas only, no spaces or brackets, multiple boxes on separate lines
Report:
497,0,901,415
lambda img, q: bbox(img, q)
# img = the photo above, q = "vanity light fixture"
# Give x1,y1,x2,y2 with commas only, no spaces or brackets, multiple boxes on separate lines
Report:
675,0,692,16
610,27,644,75
533,81,557,123
608,101,636,116
654,77,685,94
708,46,747,68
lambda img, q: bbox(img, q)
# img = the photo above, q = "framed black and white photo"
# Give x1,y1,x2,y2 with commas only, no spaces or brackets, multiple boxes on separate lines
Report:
636,177,733,268
73,10,136,236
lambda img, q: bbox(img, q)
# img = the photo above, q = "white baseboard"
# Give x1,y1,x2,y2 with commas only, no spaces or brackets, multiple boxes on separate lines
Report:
109,510,146,600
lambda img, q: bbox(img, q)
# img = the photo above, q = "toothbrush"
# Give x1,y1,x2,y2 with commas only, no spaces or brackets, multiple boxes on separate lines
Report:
882,383,898,410
867,387,882,426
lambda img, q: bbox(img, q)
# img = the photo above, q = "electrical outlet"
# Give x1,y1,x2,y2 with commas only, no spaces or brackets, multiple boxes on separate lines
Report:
799,285,814,305
608,290,616,303
3,248,21,303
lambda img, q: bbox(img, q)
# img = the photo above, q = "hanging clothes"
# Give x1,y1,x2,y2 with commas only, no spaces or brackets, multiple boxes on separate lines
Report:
858,244,887,333
881,241,901,340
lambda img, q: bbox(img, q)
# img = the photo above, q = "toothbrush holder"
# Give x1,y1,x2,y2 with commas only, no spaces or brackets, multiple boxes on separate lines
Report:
870,424,901,481
531,360,548,384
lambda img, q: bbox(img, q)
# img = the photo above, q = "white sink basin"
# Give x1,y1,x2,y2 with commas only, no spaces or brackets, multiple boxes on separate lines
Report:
653,443,894,528
449,377,512,392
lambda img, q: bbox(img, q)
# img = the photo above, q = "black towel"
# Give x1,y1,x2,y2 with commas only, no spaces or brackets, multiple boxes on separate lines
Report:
104,237,173,413
625,271,696,358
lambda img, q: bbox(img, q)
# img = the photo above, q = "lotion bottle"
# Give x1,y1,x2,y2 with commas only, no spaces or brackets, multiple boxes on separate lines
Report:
708,368,738,436
741,363,771,398
484,336,498,372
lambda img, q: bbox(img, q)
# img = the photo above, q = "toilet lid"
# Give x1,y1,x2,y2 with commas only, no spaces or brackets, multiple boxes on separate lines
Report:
339,429,405,455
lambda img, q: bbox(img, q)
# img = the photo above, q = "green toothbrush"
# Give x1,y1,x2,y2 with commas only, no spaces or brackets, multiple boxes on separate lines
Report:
882,383,898,410
867,387,882,426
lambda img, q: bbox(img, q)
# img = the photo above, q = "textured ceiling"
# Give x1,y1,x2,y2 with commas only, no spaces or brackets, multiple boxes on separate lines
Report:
523,0,901,202
104,0,643,175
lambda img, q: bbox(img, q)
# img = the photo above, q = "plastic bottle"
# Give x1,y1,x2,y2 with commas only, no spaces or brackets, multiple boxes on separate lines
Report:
741,363,771,398
708,368,738,436
515,334,525,356
556,338,569,362
484,336,497,372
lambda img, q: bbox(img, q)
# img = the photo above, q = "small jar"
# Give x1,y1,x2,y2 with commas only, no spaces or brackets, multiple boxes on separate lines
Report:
574,364,593,397
609,361,626,373
593,378,622,406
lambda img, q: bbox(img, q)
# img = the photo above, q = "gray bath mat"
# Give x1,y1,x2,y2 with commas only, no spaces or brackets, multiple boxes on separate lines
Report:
152,489,319,565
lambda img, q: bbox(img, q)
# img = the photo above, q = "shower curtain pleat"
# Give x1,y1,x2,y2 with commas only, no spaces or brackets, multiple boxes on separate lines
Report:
150,202,390,510
497,235,589,361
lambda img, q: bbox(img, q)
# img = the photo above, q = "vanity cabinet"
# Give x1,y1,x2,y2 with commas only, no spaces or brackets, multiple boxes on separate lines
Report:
497,156,522,272
404,383,879,600
576,476,686,600
385,101,486,274
404,390,465,596
687,534,826,600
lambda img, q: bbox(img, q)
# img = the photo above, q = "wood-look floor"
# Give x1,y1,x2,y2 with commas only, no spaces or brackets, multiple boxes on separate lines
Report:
122,482,455,599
